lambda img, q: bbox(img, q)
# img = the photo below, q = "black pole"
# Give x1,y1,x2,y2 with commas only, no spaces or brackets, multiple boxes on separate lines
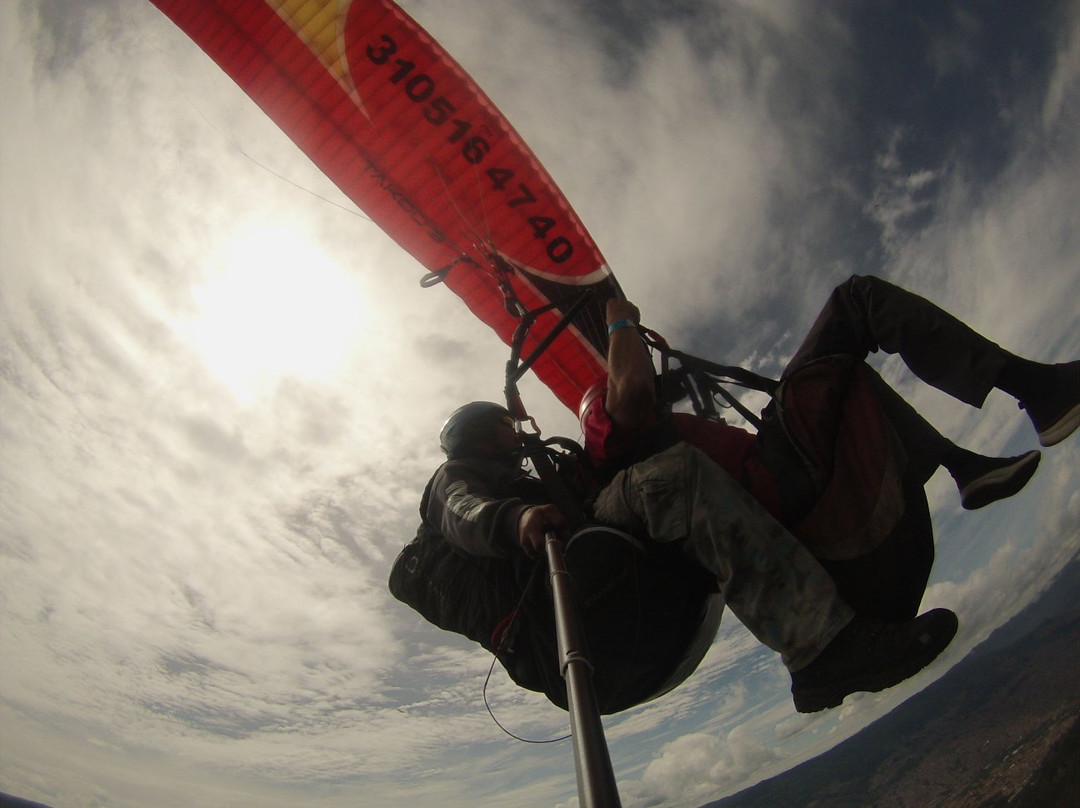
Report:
509,291,594,384
545,531,622,808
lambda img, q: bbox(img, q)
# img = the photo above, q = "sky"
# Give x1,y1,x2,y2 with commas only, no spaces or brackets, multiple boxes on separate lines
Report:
1,0,1078,806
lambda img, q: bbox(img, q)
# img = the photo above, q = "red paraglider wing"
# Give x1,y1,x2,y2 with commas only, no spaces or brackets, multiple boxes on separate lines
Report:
147,0,620,412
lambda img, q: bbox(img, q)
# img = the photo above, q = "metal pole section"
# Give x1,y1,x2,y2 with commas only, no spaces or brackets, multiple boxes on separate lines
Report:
545,531,622,808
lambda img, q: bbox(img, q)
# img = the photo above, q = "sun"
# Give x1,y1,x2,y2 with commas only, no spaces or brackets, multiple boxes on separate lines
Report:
187,224,368,401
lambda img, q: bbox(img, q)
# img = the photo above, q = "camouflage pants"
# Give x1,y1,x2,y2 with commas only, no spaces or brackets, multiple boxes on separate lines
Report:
593,442,854,671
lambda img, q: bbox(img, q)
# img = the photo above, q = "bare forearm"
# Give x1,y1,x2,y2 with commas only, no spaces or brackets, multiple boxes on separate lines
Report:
605,299,656,431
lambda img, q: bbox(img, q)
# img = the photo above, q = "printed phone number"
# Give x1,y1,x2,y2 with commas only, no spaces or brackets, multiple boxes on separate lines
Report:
365,34,574,264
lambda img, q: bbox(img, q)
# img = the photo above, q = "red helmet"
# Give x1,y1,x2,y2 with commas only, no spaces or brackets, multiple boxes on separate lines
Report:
577,378,608,430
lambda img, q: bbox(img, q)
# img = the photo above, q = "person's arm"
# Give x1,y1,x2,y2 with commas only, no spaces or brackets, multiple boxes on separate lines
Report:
426,462,563,558
516,503,565,558
605,298,656,432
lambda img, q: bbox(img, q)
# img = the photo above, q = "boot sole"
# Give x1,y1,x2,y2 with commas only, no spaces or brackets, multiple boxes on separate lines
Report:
1039,402,1080,447
959,450,1041,510
792,611,958,713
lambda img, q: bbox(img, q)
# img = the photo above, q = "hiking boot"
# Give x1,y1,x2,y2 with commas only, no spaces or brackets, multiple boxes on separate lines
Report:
951,450,1041,510
790,608,958,713
1020,360,1080,447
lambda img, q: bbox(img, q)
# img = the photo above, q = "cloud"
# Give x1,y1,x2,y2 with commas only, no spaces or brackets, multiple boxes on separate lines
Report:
630,726,780,807
864,130,944,249
1042,1,1080,129
924,446,1080,646
2,1,1078,807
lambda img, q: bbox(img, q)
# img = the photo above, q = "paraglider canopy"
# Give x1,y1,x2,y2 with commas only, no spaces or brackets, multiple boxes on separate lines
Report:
148,0,622,413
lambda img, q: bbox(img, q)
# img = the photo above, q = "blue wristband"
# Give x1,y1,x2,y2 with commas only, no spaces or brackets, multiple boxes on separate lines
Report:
607,318,637,335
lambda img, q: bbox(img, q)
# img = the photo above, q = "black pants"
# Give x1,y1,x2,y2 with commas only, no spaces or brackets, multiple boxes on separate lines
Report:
759,275,1008,620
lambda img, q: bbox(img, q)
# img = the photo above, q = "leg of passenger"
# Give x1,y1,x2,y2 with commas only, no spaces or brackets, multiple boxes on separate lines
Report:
785,275,1007,406
1003,359,1080,446
788,274,1078,447
864,369,953,485
869,363,1042,508
592,443,853,671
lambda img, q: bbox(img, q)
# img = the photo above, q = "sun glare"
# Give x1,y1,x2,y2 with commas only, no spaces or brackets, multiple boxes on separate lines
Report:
187,225,368,401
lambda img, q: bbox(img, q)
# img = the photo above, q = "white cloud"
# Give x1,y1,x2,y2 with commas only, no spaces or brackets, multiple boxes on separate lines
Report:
1042,2,1080,130
2,1,1078,807
631,725,780,807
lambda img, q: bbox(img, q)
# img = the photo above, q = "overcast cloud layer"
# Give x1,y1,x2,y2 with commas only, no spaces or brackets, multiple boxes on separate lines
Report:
2,1,1078,806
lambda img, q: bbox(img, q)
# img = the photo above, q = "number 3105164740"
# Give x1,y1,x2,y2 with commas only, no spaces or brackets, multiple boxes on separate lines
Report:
364,33,574,263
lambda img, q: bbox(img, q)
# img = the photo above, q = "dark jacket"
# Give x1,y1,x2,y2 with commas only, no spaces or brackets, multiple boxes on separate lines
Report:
412,457,560,699
425,458,543,560
395,455,719,714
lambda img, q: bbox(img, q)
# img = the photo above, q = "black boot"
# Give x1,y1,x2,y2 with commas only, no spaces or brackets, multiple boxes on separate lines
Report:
1016,360,1080,447
950,450,1041,510
790,608,958,713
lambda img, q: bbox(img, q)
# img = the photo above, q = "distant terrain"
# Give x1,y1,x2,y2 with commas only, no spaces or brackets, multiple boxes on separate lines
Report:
0,796,54,808
704,556,1080,808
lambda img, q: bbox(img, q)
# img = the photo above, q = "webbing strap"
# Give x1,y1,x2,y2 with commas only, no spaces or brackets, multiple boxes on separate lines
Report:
497,272,594,527
642,333,778,428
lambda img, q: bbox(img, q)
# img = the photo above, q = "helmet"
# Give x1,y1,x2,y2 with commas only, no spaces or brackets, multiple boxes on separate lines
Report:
439,401,515,459
577,378,608,430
